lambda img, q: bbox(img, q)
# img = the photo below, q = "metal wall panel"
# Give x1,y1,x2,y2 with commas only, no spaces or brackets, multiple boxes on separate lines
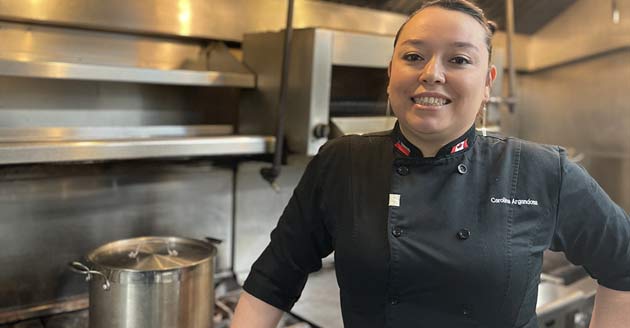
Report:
516,49,630,211
0,161,233,310
234,158,309,275
331,31,393,68
526,0,630,71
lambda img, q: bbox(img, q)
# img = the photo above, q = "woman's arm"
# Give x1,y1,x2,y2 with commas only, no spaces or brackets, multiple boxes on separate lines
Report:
589,285,630,328
230,291,284,328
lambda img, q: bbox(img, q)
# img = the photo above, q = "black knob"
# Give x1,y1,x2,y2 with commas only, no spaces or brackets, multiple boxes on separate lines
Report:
313,124,330,139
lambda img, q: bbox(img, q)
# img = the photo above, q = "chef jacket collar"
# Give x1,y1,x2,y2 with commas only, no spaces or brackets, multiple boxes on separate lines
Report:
391,121,477,159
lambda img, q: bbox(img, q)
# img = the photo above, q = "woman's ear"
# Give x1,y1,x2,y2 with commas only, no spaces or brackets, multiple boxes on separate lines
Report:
387,61,392,95
484,65,498,100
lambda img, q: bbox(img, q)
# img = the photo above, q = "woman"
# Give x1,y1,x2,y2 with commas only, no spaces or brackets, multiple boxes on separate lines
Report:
232,1,630,327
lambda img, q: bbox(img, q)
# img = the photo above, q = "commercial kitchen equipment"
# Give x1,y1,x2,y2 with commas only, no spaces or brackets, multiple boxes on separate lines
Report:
70,236,217,328
239,28,395,156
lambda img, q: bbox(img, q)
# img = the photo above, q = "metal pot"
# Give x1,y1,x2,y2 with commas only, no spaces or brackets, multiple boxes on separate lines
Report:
70,236,217,328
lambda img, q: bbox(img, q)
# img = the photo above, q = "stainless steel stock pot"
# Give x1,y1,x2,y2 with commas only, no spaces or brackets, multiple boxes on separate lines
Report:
70,236,217,328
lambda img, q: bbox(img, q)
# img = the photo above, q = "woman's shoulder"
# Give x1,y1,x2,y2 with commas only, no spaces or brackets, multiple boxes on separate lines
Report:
478,133,569,172
479,133,565,157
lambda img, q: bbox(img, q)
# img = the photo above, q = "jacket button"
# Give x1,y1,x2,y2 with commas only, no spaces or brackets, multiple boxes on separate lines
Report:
391,298,400,305
396,166,409,176
457,163,468,175
463,306,473,316
392,227,402,238
456,229,471,240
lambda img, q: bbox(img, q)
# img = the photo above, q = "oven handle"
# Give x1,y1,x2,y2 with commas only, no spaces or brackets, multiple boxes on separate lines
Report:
68,261,111,291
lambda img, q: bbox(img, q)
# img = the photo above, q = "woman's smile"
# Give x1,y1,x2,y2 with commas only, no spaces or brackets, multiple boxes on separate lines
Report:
411,92,453,110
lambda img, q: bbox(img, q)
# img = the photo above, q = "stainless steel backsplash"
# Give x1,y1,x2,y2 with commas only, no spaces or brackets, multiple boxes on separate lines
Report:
0,160,233,310
515,49,630,211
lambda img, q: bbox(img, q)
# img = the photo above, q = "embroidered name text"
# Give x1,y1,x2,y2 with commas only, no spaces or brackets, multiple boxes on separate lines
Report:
490,197,539,206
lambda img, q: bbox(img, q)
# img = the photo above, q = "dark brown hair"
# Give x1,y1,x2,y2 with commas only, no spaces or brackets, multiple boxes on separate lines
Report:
393,0,497,62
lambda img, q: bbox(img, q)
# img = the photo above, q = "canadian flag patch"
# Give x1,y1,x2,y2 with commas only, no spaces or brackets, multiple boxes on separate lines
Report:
394,141,411,156
450,139,469,154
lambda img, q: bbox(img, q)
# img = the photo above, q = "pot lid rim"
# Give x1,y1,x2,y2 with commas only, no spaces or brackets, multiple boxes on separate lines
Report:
86,236,217,272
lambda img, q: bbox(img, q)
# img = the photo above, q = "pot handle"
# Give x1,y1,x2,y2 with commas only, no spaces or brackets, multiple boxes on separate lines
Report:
127,239,178,258
68,261,111,291
205,236,223,245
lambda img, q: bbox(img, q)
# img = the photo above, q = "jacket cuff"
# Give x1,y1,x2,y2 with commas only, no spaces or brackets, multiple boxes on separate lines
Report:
243,270,299,312
597,275,630,292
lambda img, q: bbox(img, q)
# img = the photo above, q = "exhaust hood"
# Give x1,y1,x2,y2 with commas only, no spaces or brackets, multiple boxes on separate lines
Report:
0,21,255,88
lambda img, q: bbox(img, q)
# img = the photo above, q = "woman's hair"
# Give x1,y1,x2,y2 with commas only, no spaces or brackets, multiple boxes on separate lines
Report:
393,0,498,62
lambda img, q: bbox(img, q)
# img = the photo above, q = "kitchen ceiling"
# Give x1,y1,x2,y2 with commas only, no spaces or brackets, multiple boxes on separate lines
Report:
317,0,577,34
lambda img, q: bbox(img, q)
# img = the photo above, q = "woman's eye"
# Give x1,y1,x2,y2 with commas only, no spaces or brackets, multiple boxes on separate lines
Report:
403,53,423,62
450,56,471,65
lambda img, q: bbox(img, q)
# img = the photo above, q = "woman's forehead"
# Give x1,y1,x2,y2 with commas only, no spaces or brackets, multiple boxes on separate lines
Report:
398,7,487,49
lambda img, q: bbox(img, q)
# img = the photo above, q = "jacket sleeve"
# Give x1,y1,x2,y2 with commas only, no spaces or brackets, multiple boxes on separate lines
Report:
551,148,630,290
242,144,335,311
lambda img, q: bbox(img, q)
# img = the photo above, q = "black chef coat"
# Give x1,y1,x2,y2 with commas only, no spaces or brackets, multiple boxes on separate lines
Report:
243,123,630,328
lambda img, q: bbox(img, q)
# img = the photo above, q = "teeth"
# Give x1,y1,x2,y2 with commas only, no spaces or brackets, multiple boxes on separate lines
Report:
413,96,448,106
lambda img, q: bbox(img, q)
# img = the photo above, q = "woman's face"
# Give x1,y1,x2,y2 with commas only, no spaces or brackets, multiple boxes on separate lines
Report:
388,6,496,146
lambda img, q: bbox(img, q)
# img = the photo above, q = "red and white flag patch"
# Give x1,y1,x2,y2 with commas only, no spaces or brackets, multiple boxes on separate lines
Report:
450,139,469,154
395,141,411,156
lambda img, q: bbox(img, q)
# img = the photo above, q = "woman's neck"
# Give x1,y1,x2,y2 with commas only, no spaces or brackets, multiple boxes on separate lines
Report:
398,124,470,158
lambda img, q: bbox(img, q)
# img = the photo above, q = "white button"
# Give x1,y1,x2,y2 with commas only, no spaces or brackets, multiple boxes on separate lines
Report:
389,194,400,207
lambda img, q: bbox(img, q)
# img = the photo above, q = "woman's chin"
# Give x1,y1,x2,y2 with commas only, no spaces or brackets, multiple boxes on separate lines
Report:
401,117,448,136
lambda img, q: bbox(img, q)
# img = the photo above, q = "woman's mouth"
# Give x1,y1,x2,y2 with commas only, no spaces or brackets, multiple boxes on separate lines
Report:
411,96,452,107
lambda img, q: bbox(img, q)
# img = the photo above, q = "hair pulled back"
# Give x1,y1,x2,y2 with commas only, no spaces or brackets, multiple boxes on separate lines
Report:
393,0,497,62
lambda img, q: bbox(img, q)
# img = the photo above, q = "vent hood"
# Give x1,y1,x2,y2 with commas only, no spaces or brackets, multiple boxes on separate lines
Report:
0,21,255,88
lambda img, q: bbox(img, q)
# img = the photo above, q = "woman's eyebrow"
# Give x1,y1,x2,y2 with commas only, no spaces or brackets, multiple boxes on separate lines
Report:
451,42,480,53
400,39,427,47
400,39,479,53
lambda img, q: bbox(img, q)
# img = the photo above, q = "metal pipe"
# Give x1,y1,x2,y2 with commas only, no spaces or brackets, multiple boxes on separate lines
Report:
505,0,517,113
260,0,294,189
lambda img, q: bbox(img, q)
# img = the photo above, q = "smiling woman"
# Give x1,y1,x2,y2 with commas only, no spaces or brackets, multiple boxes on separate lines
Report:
231,1,630,328
387,4,497,156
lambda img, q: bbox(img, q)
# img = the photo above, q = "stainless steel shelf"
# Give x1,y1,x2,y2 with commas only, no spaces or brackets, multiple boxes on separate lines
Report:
0,135,275,165
0,58,256,87
0,125,235,142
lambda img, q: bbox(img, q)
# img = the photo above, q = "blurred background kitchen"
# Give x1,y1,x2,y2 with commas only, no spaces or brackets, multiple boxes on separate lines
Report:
0,0,628,327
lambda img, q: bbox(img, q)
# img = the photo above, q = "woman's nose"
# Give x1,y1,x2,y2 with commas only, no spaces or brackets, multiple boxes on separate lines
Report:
419,57,445,84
